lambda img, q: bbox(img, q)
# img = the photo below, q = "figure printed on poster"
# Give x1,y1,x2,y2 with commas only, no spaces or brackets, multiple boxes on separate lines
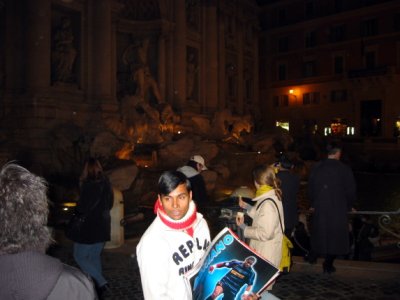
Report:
185,228,280,300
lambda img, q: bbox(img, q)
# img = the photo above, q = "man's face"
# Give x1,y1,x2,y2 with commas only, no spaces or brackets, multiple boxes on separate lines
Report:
196,162,205,172
160,183,192,220
243,258,255,268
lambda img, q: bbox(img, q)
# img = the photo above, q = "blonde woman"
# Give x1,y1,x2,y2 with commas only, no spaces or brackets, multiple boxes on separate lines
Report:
236,164,284,300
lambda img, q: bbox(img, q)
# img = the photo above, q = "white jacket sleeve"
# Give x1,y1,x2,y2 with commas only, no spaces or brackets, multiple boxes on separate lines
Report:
137,239,174,300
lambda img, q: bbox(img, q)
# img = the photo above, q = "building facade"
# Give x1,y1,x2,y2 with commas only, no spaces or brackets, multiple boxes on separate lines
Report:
259,0,400,139
0,0,259,171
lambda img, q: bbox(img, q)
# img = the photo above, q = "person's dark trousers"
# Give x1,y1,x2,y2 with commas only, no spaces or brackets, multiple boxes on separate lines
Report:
323,254,336,274
305,250,317,264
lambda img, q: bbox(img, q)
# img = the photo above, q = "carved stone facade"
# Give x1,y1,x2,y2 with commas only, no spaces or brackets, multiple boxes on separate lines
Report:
0,0,259,173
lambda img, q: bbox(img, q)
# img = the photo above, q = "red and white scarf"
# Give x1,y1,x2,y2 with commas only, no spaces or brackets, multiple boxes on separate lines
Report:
154,199,197,237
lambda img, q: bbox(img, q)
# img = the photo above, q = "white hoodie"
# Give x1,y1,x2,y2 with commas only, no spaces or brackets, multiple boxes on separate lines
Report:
136,212,210,300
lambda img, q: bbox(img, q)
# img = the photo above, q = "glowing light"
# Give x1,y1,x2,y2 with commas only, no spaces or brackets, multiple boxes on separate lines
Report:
276,121,289,131
289,89,294,94
324,127,331,136
330,118,347,136
346,126,355,135
116,143,134,160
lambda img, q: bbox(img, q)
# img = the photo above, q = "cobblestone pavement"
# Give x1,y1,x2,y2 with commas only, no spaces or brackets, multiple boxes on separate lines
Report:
273,264,400,300
49,239,400,300
48,242,143,300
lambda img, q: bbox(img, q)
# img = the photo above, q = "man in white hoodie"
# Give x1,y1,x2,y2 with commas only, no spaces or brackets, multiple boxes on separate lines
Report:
136,170,211,299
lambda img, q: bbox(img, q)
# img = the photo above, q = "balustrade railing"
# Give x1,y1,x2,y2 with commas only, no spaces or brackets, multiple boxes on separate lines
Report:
298,208,400,250
350,208,400,248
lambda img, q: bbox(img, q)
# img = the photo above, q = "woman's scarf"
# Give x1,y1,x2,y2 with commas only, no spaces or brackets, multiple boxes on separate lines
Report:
154,199,197,237
255,184,273,197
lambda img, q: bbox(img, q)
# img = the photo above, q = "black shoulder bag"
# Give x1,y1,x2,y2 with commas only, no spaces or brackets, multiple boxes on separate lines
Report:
65,184,104,241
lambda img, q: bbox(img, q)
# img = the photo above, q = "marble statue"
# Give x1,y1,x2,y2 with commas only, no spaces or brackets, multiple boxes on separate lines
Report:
52,17,77,83
123,38,163,104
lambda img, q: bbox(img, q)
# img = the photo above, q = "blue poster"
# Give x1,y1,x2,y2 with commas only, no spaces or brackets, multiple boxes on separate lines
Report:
185,227,280,300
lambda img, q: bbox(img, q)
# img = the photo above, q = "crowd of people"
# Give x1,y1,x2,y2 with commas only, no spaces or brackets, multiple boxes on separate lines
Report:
0,144,361,299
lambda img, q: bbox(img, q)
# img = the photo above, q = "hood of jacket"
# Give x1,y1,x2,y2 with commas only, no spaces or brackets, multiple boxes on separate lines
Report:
177,165,199,179
0,251,63,299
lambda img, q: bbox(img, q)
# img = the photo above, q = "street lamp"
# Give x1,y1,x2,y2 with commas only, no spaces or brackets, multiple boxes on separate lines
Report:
289,89,297,103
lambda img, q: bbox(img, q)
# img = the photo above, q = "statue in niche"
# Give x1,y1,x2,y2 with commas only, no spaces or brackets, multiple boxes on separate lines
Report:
122,38,163,105
52,17,77,83
186,49,198,101
118,37,179,145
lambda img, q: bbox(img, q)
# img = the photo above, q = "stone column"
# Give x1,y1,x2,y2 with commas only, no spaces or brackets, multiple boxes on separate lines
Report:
158,33,166,101
173,0,186,108
253,25,259,112
25,0,51,91
4,0,24,91
204,1,218,113
218,14,226,110
237,20,244,114
89,0,112,101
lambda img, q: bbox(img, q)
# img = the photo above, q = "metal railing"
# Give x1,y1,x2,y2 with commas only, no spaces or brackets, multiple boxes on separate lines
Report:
350,208,400,248
299,208,400,249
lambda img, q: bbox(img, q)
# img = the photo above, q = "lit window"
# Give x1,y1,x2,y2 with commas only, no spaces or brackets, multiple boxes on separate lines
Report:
346,126,355,135
276,121,289,131
324,127,331,136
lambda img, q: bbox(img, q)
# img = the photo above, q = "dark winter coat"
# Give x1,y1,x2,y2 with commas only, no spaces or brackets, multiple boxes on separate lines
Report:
73,176,114,244
0,251,97,300
177,165,207,207
277,170,300,234
308,158,356,255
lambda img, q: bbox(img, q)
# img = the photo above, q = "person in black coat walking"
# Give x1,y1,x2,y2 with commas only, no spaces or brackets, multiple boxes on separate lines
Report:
308,143,356,273
177,155,208,212
276,155,300,237
72,158,114,297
